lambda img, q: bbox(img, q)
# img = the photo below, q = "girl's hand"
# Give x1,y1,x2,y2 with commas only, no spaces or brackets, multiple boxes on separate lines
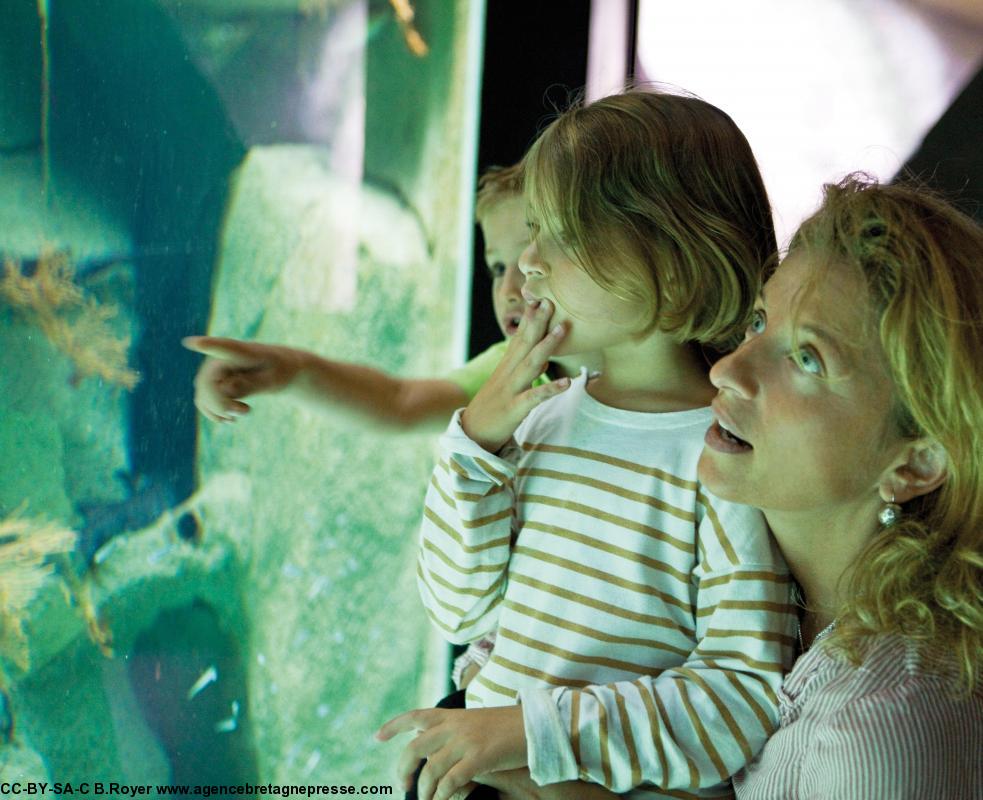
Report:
182,336,309,422
375,705,527,800
461,299,570,452
480,769,620,800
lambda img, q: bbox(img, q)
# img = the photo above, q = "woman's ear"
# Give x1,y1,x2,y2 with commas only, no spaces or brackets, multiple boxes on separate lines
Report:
879,439,948,505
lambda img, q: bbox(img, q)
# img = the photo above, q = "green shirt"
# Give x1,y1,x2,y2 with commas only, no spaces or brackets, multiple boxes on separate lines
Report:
445,340,549,400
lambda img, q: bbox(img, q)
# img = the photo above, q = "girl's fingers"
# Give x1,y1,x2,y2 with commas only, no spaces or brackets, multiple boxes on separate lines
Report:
446,782,479,800
511,299,554,355
522,322,566,376
417,755,444,800
397,732,434,790
514,377,571,419
433,763,475,800
374,709,427,742
503,307,562,391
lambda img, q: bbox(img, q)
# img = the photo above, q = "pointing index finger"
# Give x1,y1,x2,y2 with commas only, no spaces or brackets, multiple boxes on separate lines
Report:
182,336,259,365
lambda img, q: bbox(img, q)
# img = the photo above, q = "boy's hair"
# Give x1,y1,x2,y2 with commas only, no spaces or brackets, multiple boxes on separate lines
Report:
475,162,523,225
791,174,983,693
522,88,776,350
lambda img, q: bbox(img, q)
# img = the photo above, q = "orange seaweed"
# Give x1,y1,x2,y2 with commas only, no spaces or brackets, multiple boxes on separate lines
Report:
1,250,140,390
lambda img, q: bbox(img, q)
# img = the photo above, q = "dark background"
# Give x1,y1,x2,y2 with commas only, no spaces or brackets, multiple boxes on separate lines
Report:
468,1,982,358
467,0,593,357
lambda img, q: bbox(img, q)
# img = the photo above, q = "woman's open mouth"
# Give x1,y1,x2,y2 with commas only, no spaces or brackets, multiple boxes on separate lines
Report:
705,420,753,453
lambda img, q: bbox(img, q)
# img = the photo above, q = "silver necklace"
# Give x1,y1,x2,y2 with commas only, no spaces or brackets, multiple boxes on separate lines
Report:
793,583,837,652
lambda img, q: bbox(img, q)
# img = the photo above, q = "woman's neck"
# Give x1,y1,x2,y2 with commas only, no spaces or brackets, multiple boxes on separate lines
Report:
588,332,715,412
765,501,880,638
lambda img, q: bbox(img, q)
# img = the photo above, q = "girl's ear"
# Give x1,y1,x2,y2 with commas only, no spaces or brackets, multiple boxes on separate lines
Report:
879,439,948,505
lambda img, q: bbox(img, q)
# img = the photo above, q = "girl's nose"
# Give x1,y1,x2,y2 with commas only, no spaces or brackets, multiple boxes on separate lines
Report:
518,240,544,278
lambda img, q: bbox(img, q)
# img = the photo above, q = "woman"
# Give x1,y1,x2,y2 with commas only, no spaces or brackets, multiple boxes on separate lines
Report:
378,175,983,799
699,174,983,797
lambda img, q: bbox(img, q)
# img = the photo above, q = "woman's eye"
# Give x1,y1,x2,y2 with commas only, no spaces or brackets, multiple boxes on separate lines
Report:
744,309,766,339
793,346,824,376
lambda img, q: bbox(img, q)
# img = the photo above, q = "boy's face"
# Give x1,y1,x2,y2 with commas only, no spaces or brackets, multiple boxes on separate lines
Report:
480,194,528,338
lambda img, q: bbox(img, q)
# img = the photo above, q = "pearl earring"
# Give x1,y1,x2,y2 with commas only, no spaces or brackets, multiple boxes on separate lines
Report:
878,492,902,527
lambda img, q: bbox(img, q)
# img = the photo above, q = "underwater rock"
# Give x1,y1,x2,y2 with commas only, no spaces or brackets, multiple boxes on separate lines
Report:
76,474,179,565
0,408,74,526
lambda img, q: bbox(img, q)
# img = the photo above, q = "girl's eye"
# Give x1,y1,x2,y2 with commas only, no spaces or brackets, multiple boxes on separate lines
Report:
744,309,766,339
487,261,506,279
792,346,824,376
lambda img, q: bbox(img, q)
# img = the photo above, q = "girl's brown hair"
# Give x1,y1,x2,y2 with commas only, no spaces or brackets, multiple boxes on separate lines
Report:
522,88,776,350
792,174,983,691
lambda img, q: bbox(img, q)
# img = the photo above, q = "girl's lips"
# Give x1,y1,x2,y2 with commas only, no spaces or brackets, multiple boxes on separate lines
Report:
704,420,753,454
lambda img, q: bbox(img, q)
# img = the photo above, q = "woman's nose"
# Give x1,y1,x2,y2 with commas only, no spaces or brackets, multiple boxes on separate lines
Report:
709,340,758,399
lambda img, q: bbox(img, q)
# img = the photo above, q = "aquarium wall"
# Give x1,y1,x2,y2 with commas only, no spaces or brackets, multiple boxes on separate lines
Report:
0,0,483,791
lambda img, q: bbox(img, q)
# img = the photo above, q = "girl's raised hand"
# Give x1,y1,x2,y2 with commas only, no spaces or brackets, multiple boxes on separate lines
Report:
375,705,527,800
182,336,308,423
461,299,570,452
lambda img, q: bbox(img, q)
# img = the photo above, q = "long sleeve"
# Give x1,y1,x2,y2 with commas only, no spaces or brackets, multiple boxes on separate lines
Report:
416,410,518,644
521,491,797,794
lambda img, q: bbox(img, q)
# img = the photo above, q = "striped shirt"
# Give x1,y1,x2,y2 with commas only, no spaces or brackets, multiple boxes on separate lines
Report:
734,634,983,799
418,373,797,797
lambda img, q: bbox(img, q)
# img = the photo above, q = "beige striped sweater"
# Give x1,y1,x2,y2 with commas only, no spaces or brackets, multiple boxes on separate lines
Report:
418,374,797,798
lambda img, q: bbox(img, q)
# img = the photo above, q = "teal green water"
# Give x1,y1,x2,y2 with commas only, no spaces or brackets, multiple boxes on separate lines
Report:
0,0,479,792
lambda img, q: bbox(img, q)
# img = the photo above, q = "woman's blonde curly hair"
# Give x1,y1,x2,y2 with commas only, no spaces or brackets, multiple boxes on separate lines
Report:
792,174,983,692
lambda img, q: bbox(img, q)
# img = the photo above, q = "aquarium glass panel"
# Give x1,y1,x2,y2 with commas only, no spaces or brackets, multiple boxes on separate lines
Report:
0,0,483,791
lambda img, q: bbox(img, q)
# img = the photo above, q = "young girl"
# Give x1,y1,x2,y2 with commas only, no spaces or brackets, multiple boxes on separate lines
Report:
379,89,797,799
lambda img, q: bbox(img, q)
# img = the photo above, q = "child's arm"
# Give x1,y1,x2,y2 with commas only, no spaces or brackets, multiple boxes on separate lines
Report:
382,497,796,796
182,335,468,431
519,494,797,791
417,301,570,643
479,768,619,800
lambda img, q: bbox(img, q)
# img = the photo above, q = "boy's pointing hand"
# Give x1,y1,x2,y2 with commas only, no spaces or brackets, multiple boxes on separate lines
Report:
182,335,308,423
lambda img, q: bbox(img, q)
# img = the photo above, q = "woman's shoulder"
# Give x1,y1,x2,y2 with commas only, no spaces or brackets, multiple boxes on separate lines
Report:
794,636,983,793
816,635,968,692
815,635,982,730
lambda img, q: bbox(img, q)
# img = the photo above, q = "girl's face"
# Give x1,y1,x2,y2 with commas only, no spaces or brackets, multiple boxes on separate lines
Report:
697,251,905,515
518,224,645,356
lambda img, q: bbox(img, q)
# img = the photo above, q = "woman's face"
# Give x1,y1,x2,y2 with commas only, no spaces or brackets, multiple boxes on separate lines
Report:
697,250,905,515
